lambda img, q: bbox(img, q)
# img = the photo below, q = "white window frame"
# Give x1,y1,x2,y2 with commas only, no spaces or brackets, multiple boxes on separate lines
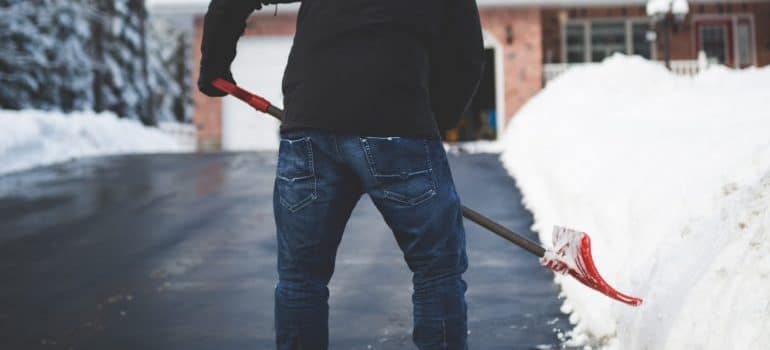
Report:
560,17,656,63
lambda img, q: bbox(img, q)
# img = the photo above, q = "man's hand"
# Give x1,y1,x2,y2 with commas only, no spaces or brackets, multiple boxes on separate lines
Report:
198,66,234,97
198,1,300,97
198,0,261,97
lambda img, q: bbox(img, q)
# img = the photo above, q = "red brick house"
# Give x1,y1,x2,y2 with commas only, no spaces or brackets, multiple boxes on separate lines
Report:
149,0,770,149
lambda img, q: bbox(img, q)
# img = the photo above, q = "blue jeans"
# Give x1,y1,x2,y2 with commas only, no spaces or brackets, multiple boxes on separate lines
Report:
273,129,468,350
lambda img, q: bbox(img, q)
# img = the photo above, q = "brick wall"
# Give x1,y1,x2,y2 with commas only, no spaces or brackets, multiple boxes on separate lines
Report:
192,17,223,151
479,7,543,128
756,3,770,66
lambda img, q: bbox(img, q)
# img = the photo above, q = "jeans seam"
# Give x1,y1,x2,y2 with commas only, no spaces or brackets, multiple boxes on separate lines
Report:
332,134,344,162
383,187,436,206
307,136,318,211
442,319,447,349
424,140,437,191
359,137,378,177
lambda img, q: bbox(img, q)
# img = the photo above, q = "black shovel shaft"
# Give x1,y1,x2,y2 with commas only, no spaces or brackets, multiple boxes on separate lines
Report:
460,206,545,257
266,105,283,120
215,78,548,259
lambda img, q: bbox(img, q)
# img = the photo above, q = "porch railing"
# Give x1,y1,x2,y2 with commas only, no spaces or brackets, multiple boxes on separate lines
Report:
543,57,713,85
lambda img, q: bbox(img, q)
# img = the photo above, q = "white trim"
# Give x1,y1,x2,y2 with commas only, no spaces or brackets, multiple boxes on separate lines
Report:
733,15,758,67
625,20,633,55
732,16,740,68
585,22,592,62
482,30,506,140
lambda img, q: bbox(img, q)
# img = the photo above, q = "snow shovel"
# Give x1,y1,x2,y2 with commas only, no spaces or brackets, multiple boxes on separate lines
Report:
211,78,643,307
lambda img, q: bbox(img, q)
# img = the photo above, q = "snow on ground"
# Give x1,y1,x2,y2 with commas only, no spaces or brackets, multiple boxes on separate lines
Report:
501,55,770,349
0,110,191,176
444,140,505,155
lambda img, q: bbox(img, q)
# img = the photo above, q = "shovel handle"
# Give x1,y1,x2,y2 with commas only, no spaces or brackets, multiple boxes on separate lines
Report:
212,78,548,258
212,79,284,120
460,206,546,257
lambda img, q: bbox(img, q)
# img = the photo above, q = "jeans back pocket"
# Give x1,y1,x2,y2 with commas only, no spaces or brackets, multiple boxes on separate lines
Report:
360,136,437,206
277,136,318,212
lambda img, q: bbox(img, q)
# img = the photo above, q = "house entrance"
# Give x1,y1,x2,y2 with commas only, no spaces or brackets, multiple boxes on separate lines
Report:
443,48,498,142
695,15,756,68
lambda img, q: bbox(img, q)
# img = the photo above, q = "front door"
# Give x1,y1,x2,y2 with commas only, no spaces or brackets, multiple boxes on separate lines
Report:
696,20,731,66
695,16,755,68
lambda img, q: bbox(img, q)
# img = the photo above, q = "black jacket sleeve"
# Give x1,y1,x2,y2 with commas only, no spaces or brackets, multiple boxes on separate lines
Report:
429,0,485,131
198,0,300,97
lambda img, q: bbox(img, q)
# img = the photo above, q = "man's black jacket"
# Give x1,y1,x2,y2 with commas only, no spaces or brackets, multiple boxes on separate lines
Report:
199,0,484,138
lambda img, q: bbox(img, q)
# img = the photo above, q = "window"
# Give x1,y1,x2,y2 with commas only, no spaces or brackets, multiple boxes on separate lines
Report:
699,24,728,64
564,19,653,63
631,22,653,59
591,22,626,62
565,23,586,63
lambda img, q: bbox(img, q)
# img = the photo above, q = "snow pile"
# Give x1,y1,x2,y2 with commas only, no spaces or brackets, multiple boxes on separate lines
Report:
444,140,505,155
0,110,191,175
646,0,689,16
501,55,770,349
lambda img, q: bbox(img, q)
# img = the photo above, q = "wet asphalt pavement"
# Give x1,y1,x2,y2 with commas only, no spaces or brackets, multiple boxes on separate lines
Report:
0,152,573,350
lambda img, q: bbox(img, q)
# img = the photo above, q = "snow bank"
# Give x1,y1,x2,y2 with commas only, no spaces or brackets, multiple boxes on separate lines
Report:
0,110,191,175
444,140,504,155
647,0,689,16
501,55,770,349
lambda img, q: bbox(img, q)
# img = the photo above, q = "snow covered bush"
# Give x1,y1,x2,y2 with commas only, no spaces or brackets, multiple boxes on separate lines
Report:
0,0,93,112
148,18,192,123
0,0,190,124
0,109,189,175
502,55,770,349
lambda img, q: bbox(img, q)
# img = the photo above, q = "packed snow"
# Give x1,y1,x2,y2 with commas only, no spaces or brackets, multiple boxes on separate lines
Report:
646,0,689,16
444,140,505,155
501,55,770,349
0,110,191,176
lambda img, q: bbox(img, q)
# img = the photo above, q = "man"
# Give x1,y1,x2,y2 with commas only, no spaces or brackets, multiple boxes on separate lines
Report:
198,1,484,349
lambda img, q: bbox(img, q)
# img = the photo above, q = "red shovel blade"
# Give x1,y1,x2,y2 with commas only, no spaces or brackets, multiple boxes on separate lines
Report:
540,226,643,307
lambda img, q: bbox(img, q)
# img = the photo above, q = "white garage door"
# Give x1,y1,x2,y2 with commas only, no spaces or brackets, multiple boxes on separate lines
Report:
222,36,293,151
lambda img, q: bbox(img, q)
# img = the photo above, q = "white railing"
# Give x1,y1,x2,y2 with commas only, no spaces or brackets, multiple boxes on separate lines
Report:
159,122,197,150
668,59,705,76
543,55,714,85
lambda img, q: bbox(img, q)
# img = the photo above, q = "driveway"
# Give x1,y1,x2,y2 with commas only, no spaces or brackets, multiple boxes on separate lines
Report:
0,152,572,349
